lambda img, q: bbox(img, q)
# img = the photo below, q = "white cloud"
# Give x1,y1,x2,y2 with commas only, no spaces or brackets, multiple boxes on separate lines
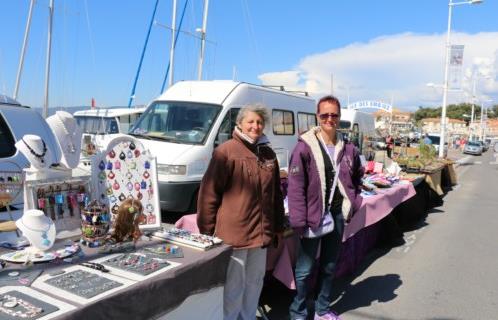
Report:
258,32,498,110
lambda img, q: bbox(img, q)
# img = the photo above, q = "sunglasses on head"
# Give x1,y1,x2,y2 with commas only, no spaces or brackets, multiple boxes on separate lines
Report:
318,113,340,120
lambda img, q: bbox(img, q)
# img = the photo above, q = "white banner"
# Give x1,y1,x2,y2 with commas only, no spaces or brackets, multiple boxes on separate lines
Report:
449,44,464,90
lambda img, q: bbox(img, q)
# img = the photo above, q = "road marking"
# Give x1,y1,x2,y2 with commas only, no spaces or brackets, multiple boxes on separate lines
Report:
456,155,473,165
474,161,482,164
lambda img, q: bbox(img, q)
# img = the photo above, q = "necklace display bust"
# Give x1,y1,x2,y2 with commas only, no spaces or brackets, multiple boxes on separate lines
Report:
15,135,54,170
16,209,56,251
47,111,82,169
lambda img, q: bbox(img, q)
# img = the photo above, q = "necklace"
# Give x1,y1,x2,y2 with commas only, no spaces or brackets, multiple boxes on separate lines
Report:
22,139,47,164
55,116,77,154
19,218,52,247
0,294,43,318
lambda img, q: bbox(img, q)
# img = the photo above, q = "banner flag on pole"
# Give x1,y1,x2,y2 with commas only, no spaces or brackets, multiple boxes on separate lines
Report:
449,44,464,90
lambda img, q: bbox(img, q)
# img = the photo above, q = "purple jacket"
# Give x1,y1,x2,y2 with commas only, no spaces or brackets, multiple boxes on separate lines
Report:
287,127,364,231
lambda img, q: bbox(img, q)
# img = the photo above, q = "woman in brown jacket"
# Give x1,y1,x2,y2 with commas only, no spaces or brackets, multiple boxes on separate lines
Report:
197,104,285,320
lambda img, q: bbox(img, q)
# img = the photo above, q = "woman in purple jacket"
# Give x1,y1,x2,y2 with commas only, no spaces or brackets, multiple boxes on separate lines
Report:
288,95,364,320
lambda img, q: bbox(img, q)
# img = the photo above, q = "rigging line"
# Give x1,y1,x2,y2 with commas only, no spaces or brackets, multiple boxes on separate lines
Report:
241,0,261,76
128,0,160,108
160,0,189,94
84,0,98,105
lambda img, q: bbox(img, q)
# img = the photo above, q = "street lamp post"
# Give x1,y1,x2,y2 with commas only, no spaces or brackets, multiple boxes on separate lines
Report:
438,0,483,158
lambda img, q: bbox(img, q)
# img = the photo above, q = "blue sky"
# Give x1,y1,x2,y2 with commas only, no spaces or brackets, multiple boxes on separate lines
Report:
0,0,497,110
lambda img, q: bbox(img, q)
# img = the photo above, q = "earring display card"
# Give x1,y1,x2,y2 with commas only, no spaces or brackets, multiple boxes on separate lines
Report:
92,136,161,230
91,251,180,281
32,265,135,305
143,244,184,259
0,269,43,287
153,227,223,251
0,286,76,320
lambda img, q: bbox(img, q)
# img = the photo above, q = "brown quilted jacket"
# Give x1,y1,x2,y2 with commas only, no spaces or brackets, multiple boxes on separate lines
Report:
197,132,285,249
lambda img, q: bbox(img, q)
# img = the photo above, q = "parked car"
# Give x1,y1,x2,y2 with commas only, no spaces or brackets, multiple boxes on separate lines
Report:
480,140,489,152
368,136,386,150
463,141,483,156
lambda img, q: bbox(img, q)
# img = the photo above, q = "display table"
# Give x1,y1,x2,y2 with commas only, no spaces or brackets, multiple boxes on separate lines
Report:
0,239,232,320
176,182,416,289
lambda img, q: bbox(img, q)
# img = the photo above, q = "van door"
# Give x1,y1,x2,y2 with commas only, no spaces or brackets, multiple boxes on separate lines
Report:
214,108,240,147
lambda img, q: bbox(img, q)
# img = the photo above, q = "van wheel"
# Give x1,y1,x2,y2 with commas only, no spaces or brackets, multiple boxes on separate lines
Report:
188,189,199,213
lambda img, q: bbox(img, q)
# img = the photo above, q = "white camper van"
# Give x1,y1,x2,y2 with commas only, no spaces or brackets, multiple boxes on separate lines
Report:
130,80,316,213
338,109,375,151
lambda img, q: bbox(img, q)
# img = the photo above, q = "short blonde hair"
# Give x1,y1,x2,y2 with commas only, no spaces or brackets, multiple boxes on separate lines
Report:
236,104,269,127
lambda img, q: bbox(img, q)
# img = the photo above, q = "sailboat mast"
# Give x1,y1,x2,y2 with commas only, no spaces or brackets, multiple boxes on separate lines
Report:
13,0,35,101
168,0,177,88
197,0,209,80
43,0,54,119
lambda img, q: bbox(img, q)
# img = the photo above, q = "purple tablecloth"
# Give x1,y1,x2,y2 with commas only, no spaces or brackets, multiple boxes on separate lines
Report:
176,182,416,290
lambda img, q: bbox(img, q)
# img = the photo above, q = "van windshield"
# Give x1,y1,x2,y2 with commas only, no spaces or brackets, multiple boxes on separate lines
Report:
131,101,221,144
75,116,119,134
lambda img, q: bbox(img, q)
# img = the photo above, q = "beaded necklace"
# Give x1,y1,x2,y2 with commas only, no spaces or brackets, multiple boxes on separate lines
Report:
0,294,43,318
21,139,47,164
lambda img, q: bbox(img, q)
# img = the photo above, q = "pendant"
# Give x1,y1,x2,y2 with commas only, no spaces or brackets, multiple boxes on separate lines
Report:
119,152,126,160
134,149,141,157
118,193,126,201
141,180,147,189
109,150,116,158
106,161,113,170
113,181,120,190
107,187,113,195
109,195,117,203
129,161,137,170
129,142,136,150
146,204,154,213
134,182,140,191
98,160,105,170
127,150,133,159
143,171,150,179
127,182,133,191
108,171,115,179
144,161,151,169
114,160,121,170
126,171,133,180
99,172,106,180
137,192,143,200
112,204,119,214
41,232,51,247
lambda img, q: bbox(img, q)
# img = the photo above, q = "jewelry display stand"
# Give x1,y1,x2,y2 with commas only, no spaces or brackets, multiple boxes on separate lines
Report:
46,111,82,170
91,251,180,281
14,135,55,171
32,265,134,305
0,163,24,238
24,171,91,240
92,135,161,230
153,227,223,251
0,286,76,320
15,210,55,251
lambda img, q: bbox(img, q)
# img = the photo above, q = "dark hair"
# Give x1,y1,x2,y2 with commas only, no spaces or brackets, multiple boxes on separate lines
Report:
316,95,341,114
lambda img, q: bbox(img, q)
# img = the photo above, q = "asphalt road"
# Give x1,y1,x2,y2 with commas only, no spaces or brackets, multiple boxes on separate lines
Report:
258,149,498,320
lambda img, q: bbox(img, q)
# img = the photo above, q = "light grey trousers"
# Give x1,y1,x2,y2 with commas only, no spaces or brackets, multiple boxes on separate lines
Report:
223,247,267,320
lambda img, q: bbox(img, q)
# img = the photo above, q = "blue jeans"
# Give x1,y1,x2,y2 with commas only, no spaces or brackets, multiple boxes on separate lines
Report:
289,211,344,319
